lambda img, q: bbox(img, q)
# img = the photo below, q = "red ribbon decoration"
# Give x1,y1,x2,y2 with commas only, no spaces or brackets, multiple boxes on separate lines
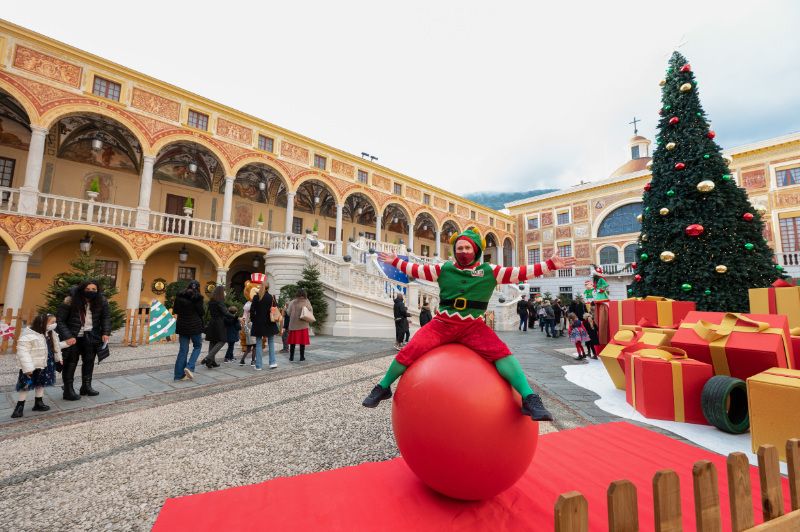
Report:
772,278,797,288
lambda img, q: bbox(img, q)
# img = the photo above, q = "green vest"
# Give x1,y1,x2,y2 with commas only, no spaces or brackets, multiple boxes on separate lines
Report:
438,261,497,319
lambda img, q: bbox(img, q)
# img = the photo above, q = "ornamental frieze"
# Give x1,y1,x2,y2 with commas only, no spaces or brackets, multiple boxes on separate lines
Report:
280,141,309,164
540,212,553,226
572,203,588,221
13,45,82,88
372,174,391,191
741,169,766,190
131,88,181,122
332,159,355,178
216,117,253,145
774,190,800,209
0,215,68,248
525,231,539,243
575,242,591,259
556,226,571,239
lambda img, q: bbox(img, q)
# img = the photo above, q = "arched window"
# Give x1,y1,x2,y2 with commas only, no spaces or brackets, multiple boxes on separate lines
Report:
597,202,643,237
599,246,619,264
624,244,638,263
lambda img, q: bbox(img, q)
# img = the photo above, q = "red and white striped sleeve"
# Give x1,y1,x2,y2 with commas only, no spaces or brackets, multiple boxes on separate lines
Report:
390,257,441,282
492,259,556,284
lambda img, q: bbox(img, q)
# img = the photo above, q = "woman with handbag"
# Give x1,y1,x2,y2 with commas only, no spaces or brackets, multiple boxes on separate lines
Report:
250,282,280,370
201,286,236,369
56,281,111,400
286,289,313,361
172,280,206,380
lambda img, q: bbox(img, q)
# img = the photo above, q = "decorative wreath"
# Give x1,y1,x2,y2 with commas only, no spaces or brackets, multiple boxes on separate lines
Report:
151,278,167,295
205,281,217,295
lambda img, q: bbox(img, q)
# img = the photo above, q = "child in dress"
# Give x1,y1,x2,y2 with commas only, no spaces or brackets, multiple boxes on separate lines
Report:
224,306,241,363
11,313,67,418
567,312,590,360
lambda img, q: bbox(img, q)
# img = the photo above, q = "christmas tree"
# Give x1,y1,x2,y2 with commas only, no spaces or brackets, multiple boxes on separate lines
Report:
296,263,327,333
39,252,125,330
631,51,780,312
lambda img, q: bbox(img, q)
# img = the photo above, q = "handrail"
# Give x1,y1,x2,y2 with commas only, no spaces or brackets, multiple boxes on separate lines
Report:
37,192,137,228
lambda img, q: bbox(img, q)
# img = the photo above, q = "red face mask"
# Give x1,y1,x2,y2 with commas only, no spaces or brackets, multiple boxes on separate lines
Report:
456,250,476,266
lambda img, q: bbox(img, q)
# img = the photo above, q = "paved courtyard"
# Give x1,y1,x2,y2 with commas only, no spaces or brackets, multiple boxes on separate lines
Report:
0,328,623,530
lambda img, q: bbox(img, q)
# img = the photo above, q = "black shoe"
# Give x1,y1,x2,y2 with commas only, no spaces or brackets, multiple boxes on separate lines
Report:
80,378,99,397
63,381,80,401
239,358,246,366
546,334,551,338
11,401,24,418
362,384,392,408
211,361,220,368
299,356,305,362
521,394,553,421
205,359,213,369
32,397,50,412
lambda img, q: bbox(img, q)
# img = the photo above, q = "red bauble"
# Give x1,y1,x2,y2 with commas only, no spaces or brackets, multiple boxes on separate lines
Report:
685,224,705,237
743,212,754,221
644,182,652,192
675,162,686,170
631,262,638,269
707,131,716,139
669,116,680,125
634,274,642,282
392,344,538,500
680,63,691,72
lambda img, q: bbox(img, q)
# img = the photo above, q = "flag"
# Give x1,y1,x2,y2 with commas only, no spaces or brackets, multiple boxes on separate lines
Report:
149,300,176,343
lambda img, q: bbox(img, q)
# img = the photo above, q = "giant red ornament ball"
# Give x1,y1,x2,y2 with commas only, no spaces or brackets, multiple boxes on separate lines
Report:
644,182,651,192
675,162,686,170
669,116,680,125
634,274,642,282
685,224,705,237
707,131,716,139
743,212,754,221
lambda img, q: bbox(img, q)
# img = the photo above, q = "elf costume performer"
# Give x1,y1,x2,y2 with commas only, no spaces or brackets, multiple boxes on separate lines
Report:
362,227,575,421
589,265,610,345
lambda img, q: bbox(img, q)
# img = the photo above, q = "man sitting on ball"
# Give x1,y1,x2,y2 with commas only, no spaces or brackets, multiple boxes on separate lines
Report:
362,227,575,421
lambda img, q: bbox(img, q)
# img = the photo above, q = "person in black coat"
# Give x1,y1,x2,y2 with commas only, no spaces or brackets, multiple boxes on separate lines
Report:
172,280,206,381
56,280,111,401
419,302,432,328
516,295,528,331
527,297,537,329
172,281,206,381
553,301,564,337
250,282,280,370
569,297,586,320
201,286,235,368
582,313,600,359
393,294,411,350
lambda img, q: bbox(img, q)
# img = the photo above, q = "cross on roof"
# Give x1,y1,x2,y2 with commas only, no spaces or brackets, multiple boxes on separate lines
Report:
629,117,640,135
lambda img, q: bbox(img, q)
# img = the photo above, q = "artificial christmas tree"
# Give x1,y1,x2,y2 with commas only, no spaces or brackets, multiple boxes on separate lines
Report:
296,263,327,333
630,51,780,311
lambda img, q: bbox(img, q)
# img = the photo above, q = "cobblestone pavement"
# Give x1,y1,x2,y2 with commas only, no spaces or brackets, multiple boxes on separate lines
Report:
0,329,625,530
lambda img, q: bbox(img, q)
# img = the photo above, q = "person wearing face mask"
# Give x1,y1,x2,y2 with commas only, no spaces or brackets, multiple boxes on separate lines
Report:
362,227,576,421
56,280,111,400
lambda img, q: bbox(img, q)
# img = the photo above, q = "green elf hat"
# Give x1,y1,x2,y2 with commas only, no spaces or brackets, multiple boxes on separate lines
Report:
449,226,486,261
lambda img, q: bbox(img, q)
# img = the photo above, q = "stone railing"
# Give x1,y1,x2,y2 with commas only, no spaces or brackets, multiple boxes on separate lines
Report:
0,186,20,214
37,192,137,228
362,238,404,255
148,211,222,240
230,225,280,247
315,238,336,256
600,262,636,276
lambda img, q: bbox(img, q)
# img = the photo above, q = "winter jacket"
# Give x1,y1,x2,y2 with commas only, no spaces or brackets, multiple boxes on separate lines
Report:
569,301,586,320
394,298,411,333
205,300,235,343
56,295,111,341
583,318,600,344
516,300,528,315
419,308,432,327
173,292,206,336
543,305,555,320
553,304,563,321
527,299,537,318
287,297,312,332
15,328,66,373
250,292,280,337
225,314,242,343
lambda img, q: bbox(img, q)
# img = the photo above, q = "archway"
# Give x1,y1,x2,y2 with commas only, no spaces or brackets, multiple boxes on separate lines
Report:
503,238,514,267
484,232,499,264
140,238,224,304
233,162,289,230
439,219,461,260
413,211,437,257
293,178,337,237
595,201,643,238
383,203,410,247
342,191,378,241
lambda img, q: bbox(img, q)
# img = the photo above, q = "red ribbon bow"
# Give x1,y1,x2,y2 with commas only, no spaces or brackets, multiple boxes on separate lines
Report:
771,278,796,288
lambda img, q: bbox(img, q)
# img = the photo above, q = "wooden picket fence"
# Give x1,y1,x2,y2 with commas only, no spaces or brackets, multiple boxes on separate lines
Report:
554,439,800,531
122,307,175,347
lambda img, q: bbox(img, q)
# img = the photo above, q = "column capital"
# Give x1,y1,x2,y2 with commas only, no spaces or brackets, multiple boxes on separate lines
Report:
336,203,343,210
129,260,146,268
142,155,156,165
30,125,49,136
375,214,382,220
216,267,229,273
225,176,235,184
9,251,32,260
286,191,297,197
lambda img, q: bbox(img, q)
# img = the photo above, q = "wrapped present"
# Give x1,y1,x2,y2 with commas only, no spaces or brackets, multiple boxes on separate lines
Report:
607,296,695,340
599,328,673,390
671,312,794,381
747,368,800,461
749,278,800,329
625,347,713,424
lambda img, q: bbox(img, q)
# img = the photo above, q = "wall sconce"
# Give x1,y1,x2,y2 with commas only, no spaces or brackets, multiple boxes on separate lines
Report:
258,182,266,191
314,196,320,204
178,245,189,263
356,207,363,215
79,232,92,253
91,139,103,151
188,162,198,174
393,217,398,224
252,255,261,268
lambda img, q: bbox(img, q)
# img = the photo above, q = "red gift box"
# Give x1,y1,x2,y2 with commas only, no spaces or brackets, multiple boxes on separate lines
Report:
607,297,695,340
625,347,713,424
670,312,794,381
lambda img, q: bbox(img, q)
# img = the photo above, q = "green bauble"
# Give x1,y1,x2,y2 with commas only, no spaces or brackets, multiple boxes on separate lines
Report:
696,112,702,117
744,243,754,251
645,206,650,213
722,174,732,181
664,105,672,111
640,252,649,261
666,190,675,197
681,283,693,292
776,264,784,271
703,154,710,159
627,289,633,295
704,289,712,296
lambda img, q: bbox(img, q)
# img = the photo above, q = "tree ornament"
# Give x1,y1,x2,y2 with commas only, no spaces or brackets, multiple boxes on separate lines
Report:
636,214,643,223
631,262,638,269
675,162,686,170
659,79,666,87
645,161,653,170
696,180,716,193
627,289,633,295
696,112,702,117
680,63,691,72
641,233,648,241
681,283,693,292
685,224,704,237
715,265,728,274
666,189,675,197
659,207,670,216
679,83,693,93
669,116,680,125
634,274,642,282
707,131,716,139
664,105,672,111
704,289,712,296
754,204,768,215
722,174,732,181
776,264,784,271
743,212,754,221
660,251,676,262
640,252,649,261
744,243,754,251
644,182,651,191
666,142,676,151
645,206,650,213
703,154,711,159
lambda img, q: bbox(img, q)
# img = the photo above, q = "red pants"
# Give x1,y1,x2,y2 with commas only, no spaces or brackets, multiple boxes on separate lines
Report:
395,315,512,366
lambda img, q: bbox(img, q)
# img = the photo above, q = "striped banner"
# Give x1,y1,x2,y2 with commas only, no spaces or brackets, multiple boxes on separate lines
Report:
149,300,176,343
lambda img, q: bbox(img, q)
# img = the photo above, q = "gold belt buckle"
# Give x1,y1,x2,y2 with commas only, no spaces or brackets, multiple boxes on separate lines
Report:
453,297,467,310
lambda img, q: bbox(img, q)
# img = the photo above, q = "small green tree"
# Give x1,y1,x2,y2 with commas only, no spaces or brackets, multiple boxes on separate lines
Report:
184,197,193,209
312,220,319,232
257,212,264,223
296,263,327,333
89,178,100,193
278,284,298,308
39,252,125,330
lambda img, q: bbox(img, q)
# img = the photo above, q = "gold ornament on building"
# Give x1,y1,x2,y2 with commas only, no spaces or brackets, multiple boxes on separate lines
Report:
666,142,676,151
151,278,167,295
723,155,734,167
696,180,716,193
680,83,693,92
660,251,676,262
659,79,666,87
754,204,767,215
659,207,670,216
636,214,643,223
645,161,653,170
715,265,728,274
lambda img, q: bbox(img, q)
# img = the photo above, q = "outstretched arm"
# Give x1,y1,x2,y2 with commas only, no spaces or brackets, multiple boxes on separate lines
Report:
492,253,576,284
378,252,441,282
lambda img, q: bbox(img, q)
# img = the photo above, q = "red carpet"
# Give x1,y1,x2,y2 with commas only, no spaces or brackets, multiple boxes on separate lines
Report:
154,422,790,531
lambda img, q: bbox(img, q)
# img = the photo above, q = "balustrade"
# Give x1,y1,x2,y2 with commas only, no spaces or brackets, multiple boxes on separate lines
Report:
37,193,137,228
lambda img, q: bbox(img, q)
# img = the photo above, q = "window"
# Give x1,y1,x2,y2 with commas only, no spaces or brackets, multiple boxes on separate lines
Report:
364,231,376,240
258,135,274,152
527,248,541,264
92,76,121,101
423,193,431,205
394,183,403,195
470,210,476,220
527,217,539,230
529,287,541,295
188,110,208,131
557,211,570,225
780,217,800,251
358,170,368,184
292,216,303,234
597,202,643,237
448,202,455,213
314,155,327,170
599,246,619,264
489,217,494,227
177,267,196,281
95,260,119,286
777,167,800,187
559,286,573,296
421,244,431,257
624,244,638,263
0,157,15,187
631,145,640,160
506,222,510,231
557,243,572,257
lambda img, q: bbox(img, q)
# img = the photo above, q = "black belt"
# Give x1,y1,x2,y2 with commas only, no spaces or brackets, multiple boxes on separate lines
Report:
440,298,488,311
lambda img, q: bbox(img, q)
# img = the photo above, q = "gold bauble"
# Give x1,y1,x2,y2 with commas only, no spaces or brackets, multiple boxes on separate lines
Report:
645,161,653,170
754,204,768,215
660,251,676,262
715,265,728,274
696,180,716,193
666,142,676,151
659,207,670,216
641,233,649,241
680,83,693,92
723,155,734,167
636,214,643,223
659,79,666,87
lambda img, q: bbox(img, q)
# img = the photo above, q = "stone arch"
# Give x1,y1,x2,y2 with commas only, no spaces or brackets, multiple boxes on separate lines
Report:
21,224,136,260
0,78,41,125
224,247,267,269
0,226,20,252
138,237,223,269
341,190,378,225
440,218,461,240
503,237,514,266
382,202,412,239
484,231,499,248
153,139,228,193
291,172,344,205
292,177,339,217
40,104,150,157
151,134,233,177
233,161,290,209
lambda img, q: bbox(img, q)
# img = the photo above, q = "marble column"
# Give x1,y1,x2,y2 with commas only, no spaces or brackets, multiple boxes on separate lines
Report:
220,176,235,240
135,156,155,229
375,215,383,243
126,260,146,309
334,203,343,256
285,191,296,234
18,126,48,214
3,252,31,311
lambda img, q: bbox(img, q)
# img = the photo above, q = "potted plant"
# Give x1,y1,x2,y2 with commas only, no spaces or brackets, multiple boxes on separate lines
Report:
256,212,265,228
183,197,194,216
87,178,100,201
312,220,319,238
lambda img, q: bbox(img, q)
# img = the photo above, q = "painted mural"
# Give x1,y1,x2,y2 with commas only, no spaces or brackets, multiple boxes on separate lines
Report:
60,139,137,172
0,118,30,150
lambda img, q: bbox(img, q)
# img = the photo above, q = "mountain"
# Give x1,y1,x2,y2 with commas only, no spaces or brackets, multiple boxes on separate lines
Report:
464,189,557,211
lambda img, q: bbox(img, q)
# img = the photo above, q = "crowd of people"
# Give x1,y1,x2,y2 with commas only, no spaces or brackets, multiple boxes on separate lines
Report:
516,295,600,360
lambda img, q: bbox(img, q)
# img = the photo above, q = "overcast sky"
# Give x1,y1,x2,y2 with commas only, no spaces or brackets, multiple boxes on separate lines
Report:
6,2,800,194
